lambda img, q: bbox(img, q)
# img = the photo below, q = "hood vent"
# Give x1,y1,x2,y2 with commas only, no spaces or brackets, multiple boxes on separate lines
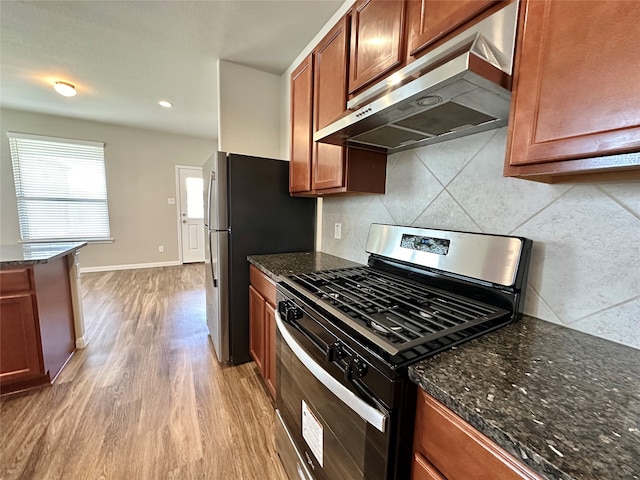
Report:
314,4,518,154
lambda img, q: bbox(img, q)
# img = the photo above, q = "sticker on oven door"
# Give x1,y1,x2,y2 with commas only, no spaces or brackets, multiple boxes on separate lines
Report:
301,400,323,467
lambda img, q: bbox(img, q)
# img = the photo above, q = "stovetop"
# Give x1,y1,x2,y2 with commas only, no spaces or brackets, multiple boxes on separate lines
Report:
280,266,511,358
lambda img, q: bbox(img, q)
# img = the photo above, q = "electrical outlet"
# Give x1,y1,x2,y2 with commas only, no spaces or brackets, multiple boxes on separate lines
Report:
159,246,164,253
334,223,342,239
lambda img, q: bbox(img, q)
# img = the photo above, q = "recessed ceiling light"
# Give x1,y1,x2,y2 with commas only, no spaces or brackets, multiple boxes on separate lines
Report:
54,81,76,97
158,100,173,108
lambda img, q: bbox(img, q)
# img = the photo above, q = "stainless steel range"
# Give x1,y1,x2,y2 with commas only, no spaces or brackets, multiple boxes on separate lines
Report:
274,224,532,480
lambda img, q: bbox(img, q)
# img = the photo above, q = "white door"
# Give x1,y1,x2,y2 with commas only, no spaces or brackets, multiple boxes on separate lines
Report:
178,167,205,263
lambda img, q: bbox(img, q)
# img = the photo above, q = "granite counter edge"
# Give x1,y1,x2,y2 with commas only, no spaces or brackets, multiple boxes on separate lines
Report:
0,242,87,268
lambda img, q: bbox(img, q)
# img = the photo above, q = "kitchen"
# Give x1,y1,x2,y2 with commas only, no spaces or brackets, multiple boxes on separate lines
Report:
1,1,639,480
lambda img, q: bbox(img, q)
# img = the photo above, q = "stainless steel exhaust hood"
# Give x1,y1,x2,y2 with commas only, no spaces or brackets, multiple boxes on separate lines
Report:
314,3,518,154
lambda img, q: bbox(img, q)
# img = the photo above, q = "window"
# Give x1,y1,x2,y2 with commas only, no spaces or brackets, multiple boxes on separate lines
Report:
7,132,111,242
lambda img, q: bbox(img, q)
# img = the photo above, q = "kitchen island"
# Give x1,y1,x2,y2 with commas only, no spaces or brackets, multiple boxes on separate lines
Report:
248,251,640,480
1,242,87,395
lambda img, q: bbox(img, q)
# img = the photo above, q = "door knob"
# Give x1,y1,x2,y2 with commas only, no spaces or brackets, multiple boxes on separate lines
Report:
182,213,187,216
182,220,187,223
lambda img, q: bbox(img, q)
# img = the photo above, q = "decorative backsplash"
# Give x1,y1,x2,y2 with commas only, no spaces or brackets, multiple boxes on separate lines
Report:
321,127,640,350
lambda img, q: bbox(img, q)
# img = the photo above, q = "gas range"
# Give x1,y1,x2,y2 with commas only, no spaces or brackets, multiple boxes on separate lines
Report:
279,224,531,371
274,224,532,480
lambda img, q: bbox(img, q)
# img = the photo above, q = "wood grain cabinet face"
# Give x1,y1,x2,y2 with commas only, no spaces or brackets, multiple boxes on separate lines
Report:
289,16,388,196
349,0,406,94
248,265,277,400
505,0,640,180
412,452,446,480
0,293,42,385
405,0,498,57
313,17,349,191
289,55,314,193
413,390,543,480
248,285,265,375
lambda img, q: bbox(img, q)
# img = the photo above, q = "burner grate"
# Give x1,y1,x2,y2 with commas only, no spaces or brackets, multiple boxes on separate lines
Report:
283,266,509,356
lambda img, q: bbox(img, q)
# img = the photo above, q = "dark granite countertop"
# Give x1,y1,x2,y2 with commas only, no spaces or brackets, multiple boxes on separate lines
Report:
0,242,87,267
247,251,361,282
410,316,640,480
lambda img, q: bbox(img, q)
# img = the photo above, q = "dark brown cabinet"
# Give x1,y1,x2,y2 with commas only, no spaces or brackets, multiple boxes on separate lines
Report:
0,291,42,385
248,265,277,399
289,55,314,193
413,389,543,480
405,0,500,58
289,16,387,197
348,0,406,95
248,285,265,375
1,258,76,396
504,0,640,182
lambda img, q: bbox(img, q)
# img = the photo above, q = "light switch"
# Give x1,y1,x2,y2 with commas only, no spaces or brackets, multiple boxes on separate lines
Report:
168,198,176,205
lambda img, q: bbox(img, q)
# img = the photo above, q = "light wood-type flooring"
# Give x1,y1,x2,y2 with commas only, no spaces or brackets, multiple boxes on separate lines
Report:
1,264,288,480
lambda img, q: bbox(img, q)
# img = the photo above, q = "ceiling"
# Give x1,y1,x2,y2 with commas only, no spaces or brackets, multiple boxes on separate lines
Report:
0,0,344,140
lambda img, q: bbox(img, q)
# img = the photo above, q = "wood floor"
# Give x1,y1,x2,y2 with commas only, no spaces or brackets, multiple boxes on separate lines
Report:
0,264,288,480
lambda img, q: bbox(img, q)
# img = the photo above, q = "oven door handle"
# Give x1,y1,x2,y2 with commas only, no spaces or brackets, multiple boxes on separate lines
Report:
276,312,387,433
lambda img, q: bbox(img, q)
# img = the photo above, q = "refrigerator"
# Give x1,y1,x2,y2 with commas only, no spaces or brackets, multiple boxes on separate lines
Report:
203,152,316,365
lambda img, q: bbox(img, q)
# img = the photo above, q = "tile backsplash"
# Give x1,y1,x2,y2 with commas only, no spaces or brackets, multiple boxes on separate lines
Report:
321,127,640,349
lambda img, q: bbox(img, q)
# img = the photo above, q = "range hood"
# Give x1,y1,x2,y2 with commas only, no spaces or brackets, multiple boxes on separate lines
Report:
314,3,518,154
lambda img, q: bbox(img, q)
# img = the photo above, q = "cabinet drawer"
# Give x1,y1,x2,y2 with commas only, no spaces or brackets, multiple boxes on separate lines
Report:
0,268,33,295
414,390,542,480
412,452,446,480
249,265,276,306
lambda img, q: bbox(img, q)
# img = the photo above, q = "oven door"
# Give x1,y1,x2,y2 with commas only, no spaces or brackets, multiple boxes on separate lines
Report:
275,308,390,480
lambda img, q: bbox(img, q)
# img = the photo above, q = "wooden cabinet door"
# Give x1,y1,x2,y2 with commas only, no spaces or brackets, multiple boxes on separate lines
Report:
505,0,640,178
412,453,446,480
265,304,277,400
0,294,42,385
406,0,498,57
314,16,349,131
312,15,349,191
413,390,543,480
349,0,406,94
312,143,345,191
289,55,314,193
248,285,265,376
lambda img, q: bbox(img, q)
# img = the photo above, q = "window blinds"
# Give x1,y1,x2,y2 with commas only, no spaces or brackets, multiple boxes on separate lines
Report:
7,132,111,242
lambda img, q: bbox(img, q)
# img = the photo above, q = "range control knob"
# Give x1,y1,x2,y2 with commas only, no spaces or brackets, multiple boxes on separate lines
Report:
278,301,303,323
344,357,368,381
326,342,346,363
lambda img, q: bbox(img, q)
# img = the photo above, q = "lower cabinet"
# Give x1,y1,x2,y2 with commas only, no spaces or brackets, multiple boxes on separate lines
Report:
412,389,543,480
0,292,42,385
1,258,76,395
248,265,277,400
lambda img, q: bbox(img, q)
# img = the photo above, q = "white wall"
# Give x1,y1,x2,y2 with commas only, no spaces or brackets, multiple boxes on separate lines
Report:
0,108,215,269
217,60,281,159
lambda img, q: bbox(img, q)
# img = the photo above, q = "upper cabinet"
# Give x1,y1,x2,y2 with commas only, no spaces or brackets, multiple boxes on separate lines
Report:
405,0,500,58
348,0,406,95
504,0,640,181
289,15,387,197
289,55,313,193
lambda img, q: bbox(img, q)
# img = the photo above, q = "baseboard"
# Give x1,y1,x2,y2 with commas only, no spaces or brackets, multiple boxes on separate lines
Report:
80,261,181,273
76,334,89,349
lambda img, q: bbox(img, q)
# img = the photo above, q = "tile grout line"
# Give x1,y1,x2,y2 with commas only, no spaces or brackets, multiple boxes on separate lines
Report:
564,294,640,327
527,282,564,325
595,184,640,222
506,184,577,236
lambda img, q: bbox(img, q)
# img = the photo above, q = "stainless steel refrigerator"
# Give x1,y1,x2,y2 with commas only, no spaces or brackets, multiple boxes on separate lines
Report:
203,152,315,365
